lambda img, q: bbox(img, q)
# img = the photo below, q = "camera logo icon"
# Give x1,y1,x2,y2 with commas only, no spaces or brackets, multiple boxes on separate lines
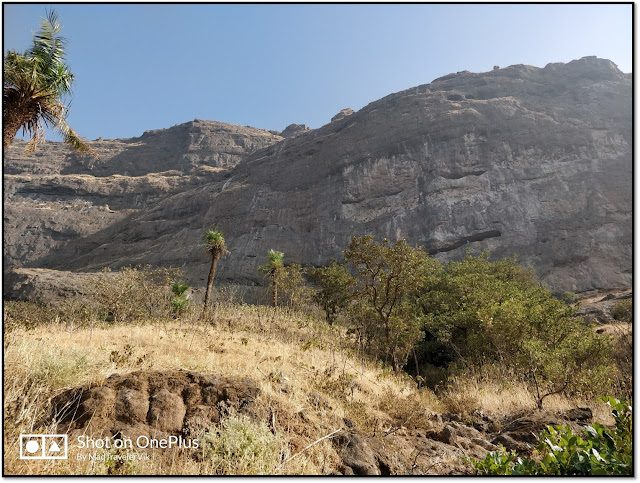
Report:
20,434,68,460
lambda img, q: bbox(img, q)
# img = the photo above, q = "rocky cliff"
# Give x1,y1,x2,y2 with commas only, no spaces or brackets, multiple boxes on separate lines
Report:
4,56,632,296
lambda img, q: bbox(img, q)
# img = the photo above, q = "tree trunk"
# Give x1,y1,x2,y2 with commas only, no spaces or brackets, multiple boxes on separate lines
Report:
203,256,219,310
3,103,32,152
273,278,278,307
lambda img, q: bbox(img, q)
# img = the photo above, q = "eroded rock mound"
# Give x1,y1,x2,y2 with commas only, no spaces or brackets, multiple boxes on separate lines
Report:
51,370,262,441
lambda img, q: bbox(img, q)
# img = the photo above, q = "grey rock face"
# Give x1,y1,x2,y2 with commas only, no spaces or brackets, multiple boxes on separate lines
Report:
5,119,283,177
3,57,631,295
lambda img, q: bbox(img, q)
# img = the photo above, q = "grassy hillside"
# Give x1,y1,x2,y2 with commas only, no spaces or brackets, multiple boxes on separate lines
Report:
3,298,624,475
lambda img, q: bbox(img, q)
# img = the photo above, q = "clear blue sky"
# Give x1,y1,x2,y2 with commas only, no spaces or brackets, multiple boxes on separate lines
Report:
4,3,632,141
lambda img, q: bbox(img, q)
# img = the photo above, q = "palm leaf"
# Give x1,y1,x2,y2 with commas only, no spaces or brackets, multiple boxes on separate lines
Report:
204,230,229,258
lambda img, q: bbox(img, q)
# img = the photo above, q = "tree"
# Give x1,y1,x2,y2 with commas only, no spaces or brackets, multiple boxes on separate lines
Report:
203,230,229,311
3,10,95,156
344,236,436,371
309,259,355,324
261,249,284,307
417,252,615,409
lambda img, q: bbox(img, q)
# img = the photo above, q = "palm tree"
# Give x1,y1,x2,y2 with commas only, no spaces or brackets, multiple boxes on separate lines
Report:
262,249,284,307
3,10,96,156
203,230,229,310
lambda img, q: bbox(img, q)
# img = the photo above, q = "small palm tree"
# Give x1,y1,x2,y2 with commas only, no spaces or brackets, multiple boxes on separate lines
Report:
3,10,96,156
203,230,229,310
261,249,284,307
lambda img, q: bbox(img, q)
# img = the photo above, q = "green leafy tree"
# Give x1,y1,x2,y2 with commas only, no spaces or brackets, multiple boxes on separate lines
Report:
261,249,284,306
309,259,355,324
203,230,229,311
418,252,614,408
344,236,437,371
472,397,632,475
3,10,95,156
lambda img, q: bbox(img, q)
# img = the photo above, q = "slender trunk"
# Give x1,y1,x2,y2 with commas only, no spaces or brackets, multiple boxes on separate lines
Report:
203,256,219,310
273,278,278,307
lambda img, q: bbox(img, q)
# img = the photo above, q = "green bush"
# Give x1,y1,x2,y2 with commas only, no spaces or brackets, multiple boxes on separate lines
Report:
171,280,189,297
275,264,314,312
309,259,355,324
202,415,283,474
170,280,190,315
558,291,577,305
471,397,632,475
417,252,615,408
344,235,441,371
611,299,632,322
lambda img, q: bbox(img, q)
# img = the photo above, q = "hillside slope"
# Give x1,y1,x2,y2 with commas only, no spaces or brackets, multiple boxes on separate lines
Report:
4,56,631,294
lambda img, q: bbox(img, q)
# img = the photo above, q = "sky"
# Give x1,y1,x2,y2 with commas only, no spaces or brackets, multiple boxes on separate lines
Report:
3,3,632,142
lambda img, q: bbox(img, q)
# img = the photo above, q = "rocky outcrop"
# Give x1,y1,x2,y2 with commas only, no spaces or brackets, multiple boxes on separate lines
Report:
331,108,355,122
43,368,602,474
4,57,632,295
51,370,262,441
5,119,283,177
3,121,282,269
280,124,311,138
575,287,632,324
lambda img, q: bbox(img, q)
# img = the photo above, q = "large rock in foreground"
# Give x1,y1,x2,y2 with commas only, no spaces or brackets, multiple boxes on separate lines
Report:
51,370,262,441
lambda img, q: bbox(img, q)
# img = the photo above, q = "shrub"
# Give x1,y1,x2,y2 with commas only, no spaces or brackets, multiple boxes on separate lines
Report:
558,291,577,304
171,280,189,297
418,252,615,408
202,415,283,474
471,397,632,475
92,266,180,323
611,298,632,322
170,280,190,315
309,260,355,324
275,264,314,312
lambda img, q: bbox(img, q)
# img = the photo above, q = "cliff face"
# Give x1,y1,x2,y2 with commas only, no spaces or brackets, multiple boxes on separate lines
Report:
3,121,283,268
4,57,631,294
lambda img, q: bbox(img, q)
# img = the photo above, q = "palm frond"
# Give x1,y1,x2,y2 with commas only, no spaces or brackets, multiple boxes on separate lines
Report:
204,230,229,258
3,11,95,157
29,9,72,97
267,249,284,267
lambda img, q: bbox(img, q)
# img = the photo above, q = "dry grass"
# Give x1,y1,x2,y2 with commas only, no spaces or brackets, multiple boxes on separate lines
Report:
4,304,436,475
3,302,619,475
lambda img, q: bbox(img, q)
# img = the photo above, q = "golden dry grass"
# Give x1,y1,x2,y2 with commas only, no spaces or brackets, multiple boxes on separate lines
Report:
4,305,437,475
